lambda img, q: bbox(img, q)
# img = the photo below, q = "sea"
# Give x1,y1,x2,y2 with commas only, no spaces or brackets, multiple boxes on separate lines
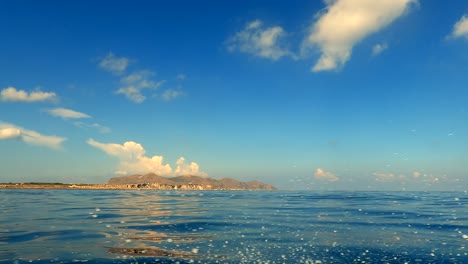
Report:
0,190,467,264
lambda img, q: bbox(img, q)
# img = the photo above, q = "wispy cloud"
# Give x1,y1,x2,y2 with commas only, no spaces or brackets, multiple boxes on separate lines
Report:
116,70,165,103
450,14,468,39
47,108,111,134
161,88,185,101
374,171,446,184
314,168,338,181
73,122,111,134
99,52,130,75
302,0,417,72
374,172,404,181
372,43,388,56
87,139,207,177
176,74,187,81
226,19,294,60
0,122,66,149
99,52,186,103
47,107,91,119
1,87,58,103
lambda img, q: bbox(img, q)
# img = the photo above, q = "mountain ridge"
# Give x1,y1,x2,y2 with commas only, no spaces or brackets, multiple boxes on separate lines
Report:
108,173,277,190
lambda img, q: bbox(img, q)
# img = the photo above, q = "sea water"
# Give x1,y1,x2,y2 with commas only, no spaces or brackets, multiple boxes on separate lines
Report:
0,190,467,263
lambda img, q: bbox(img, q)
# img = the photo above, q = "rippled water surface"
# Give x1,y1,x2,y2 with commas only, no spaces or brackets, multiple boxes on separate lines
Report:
0,190,467,263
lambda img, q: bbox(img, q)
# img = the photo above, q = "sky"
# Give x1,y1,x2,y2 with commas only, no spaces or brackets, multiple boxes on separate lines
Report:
1,0,467,191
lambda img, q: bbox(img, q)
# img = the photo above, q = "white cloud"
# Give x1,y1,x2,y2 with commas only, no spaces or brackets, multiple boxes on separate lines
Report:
47,108,91,119
99,52,130,75
175,157,208,177
372,43,388,56
227,19,293,60
162,88,185,101
0,122,66,149
314,168,338,181
87,139,207,177
303,0,416,72
0,127,21,140
116,70,165,103
451,15,468,39
1,87,57,103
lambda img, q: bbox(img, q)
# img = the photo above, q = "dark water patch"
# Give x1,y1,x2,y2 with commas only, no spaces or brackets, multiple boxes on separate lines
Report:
107,246,199,258
127,233,211,243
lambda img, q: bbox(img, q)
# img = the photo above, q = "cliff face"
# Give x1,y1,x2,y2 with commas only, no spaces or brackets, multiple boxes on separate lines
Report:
108,174,277,190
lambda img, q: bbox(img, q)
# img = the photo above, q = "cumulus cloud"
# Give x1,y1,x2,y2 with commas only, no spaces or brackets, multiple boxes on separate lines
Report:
372,43,388,56
314,168,338,181
303,0,416,72
226,19,294,60
1,87,57,103
0,122,66,149
87,138,207,177
99,52,130,75
451,15,468,39
47,108,91,119
175,157,208,177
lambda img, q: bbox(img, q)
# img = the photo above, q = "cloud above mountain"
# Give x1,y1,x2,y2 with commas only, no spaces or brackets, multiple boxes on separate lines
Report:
87,138,207,177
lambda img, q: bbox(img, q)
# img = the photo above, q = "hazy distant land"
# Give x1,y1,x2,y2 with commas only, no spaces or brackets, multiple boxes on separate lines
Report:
0,173,277,190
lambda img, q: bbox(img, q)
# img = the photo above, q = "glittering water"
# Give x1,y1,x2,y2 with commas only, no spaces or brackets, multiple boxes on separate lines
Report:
0,190,467,263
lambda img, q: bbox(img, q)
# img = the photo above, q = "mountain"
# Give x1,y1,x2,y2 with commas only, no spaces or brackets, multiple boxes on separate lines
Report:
108,173,277,190
108,173,175,185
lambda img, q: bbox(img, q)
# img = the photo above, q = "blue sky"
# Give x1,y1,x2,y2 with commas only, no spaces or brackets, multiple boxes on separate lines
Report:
1,0,467,191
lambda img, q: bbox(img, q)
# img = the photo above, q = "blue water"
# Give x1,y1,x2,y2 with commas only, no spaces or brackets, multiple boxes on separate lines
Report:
0,190,467,263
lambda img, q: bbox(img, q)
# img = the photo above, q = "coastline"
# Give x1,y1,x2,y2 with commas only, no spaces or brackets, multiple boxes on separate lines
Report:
0,183,276,191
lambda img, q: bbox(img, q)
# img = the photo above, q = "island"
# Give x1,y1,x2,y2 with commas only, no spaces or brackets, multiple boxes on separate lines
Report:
0,173,277,190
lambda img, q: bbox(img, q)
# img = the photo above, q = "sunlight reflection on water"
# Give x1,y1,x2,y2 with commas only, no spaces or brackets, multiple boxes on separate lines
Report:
0,190,467,263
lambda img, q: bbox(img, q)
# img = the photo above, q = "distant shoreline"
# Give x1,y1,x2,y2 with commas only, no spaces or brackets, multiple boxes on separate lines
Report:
0,183,277,191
